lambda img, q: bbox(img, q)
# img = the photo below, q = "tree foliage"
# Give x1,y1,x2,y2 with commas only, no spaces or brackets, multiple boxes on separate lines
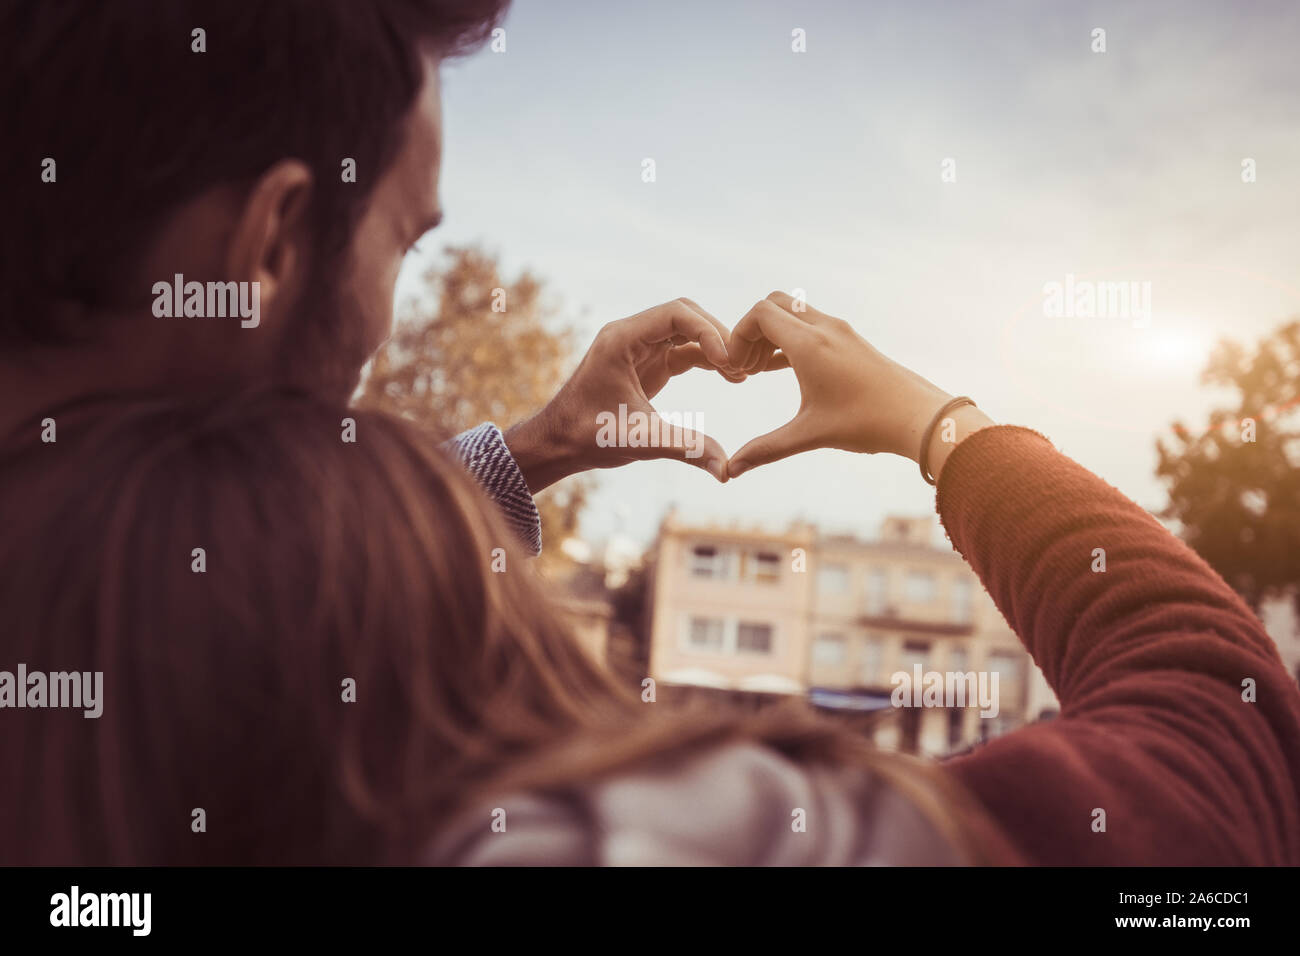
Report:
1156,319,1300,611
358,245,588,565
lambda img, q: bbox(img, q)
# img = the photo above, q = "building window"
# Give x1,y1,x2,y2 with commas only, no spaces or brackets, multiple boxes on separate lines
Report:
687,616,725,651
900,639,931,673
900,707,921,754
987,650,1023,686
951,578,973,624
860,634,884,684
737,622,774,654
948,645,969,673
812,633,846,665
749,551,781,584
817,563,849,593
690,544,731,579
864,568,888,614
948,707,965,748
905,570,936,604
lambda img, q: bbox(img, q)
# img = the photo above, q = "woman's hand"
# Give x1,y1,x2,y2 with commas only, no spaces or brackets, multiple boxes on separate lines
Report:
725,291,995,481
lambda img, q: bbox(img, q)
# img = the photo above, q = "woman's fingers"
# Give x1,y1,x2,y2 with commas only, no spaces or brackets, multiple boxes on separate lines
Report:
727,413,819,479
727,299,814,372
663,344,787,380
763,350,791,371
763,289,824,323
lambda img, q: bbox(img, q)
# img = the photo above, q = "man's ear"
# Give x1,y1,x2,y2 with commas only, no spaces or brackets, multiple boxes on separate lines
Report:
225,159,314,323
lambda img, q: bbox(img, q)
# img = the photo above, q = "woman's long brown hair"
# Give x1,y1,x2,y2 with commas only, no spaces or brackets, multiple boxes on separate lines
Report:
0,390,1013,864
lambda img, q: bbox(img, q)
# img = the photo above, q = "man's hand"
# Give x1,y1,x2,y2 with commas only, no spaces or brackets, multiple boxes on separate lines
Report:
505,298,772,492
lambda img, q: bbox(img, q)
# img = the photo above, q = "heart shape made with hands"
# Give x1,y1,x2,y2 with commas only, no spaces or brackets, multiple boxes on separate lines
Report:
570,295,795,485
601,294,808,484
693,356,794,482
634,289,955,482
580,290,954,487
672,293,819,481
612,342,791,483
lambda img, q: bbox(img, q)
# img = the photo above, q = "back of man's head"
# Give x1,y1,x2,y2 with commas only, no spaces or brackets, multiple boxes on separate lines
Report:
2,0,507,349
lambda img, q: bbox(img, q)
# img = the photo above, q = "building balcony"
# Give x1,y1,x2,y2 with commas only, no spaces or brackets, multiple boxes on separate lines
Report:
855,610,975,636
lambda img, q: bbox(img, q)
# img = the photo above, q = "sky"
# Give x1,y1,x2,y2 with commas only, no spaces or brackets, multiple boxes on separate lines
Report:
397,0,1300,551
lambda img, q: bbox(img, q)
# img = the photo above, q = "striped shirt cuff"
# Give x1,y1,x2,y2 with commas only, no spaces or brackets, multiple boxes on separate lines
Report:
444,422,543,556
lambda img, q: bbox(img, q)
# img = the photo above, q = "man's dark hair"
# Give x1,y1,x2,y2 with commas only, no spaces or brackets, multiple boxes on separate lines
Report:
2,0,509,347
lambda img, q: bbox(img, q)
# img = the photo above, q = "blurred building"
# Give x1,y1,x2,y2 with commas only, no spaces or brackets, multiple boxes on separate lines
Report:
559,590,614,666
547,544,615,667
1260,596,1300,681
547,532,650,677
645,511,1057,756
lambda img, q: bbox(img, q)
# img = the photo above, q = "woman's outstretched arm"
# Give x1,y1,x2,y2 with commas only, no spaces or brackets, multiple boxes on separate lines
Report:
937,425,1300,864
727,292,1300,864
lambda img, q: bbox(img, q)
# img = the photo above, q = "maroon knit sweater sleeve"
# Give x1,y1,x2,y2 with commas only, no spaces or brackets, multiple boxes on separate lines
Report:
935,426,1300,865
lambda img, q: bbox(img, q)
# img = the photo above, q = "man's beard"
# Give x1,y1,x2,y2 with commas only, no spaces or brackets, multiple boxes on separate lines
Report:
275,265,376,404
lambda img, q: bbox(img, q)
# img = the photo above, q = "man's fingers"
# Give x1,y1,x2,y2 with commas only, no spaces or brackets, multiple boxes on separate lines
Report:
677,297,733,345
664,344,788,379
677,348,748,383
663,344,717,376
727,416,818,479
627,411,729,483
627,299,732,370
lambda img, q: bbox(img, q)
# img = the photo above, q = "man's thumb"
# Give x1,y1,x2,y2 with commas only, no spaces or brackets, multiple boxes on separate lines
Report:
645,413,728,483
